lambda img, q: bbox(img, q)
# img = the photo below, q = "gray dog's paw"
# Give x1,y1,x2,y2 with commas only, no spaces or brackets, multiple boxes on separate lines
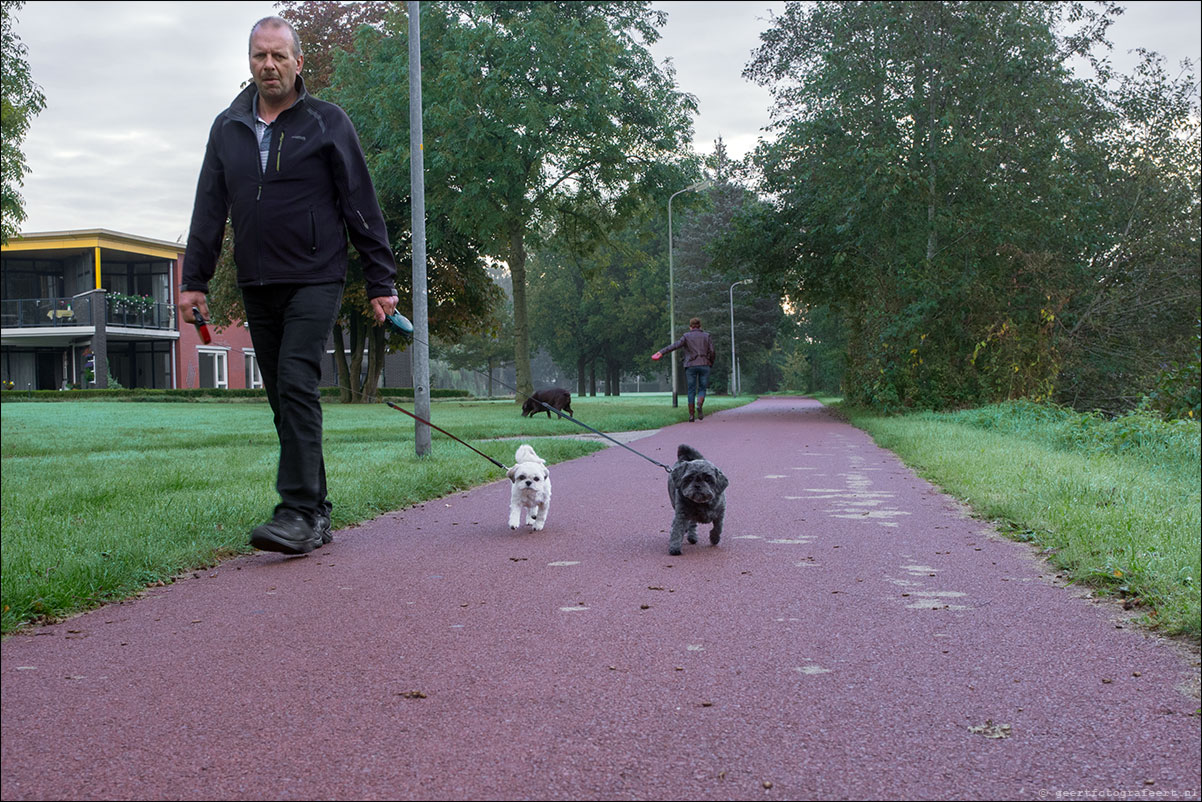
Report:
710,531,721,545
669,547,682,556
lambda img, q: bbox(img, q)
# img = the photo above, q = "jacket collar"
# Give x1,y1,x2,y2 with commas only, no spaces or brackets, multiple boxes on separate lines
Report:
226,74,310,127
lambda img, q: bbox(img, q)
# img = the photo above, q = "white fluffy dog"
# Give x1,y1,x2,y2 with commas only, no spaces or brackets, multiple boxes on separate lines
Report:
507,444,551,530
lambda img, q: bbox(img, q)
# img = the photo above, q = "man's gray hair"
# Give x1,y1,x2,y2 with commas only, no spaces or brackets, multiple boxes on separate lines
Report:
249,16,303,58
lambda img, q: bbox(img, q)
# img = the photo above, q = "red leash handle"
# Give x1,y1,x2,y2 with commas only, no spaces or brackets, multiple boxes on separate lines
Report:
191,306,212,344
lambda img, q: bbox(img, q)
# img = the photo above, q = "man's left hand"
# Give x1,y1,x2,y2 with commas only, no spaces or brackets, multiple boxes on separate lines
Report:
370,295,399,323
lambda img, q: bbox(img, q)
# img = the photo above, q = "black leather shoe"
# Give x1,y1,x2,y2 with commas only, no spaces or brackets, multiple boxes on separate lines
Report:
250,511,322,555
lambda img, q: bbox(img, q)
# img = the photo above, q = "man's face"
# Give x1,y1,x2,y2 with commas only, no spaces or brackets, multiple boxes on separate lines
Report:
249,24,302,105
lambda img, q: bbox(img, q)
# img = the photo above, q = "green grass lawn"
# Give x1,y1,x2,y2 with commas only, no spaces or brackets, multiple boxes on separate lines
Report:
0,393,750,633
842,401,1201,639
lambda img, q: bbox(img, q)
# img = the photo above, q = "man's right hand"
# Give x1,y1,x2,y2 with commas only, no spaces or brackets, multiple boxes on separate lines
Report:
179,291,208,324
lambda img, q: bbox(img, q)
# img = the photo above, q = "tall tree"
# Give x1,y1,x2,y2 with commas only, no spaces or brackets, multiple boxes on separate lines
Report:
529,195,672,396
276,1,387,91
676,140,783,393
1053,49,1201,411
739,0,1196,412
333,1,697,404
0,0,45,244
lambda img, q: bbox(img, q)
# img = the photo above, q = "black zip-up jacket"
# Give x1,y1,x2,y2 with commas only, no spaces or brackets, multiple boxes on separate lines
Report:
182,76,397,299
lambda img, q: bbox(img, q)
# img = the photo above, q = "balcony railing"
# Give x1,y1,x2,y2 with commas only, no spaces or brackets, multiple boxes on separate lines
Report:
0,295,174,331
105,295,174,329
1,296,92,328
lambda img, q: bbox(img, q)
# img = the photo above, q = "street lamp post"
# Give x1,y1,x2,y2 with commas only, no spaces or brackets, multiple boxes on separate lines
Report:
729,278,752,396
667,178,711,407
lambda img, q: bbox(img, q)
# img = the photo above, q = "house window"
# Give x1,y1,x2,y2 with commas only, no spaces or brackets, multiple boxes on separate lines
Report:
244,350,262,389
198,348,228,389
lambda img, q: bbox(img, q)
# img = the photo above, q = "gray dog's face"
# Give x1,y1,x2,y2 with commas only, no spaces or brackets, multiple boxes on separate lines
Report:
674,460,727,506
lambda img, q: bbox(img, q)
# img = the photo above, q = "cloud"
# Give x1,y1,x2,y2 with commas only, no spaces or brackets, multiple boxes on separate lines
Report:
8,0,1199,242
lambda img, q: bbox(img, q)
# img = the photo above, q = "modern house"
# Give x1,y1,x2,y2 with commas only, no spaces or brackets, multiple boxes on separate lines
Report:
0,228,257,391
1,228,422,394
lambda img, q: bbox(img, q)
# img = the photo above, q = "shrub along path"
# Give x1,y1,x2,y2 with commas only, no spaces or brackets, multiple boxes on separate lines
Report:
1,397,1198,800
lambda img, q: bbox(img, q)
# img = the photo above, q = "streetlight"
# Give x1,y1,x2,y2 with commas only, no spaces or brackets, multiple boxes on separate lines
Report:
667,177,711,407
729,278,752,396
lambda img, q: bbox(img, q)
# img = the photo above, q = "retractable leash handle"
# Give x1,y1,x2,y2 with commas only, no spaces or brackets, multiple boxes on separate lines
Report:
385,309,414,337
191,306,212,344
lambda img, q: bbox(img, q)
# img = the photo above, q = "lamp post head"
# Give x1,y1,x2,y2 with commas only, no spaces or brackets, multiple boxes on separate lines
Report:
689,178,712,192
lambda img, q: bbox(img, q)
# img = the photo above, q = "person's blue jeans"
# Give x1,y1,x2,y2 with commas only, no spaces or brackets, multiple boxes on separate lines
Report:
685,365,710,407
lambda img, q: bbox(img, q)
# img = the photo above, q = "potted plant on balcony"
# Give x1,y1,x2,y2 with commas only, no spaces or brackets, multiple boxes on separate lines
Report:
108,293,155,314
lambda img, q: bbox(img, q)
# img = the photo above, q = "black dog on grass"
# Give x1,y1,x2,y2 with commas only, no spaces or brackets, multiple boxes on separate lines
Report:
666,444,729,556
522,388,574,418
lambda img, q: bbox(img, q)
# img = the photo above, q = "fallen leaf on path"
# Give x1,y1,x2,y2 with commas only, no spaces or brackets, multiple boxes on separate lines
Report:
968,720,1012,739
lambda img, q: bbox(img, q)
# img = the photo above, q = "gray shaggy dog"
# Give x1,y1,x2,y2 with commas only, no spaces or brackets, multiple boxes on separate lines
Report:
666,444,729,556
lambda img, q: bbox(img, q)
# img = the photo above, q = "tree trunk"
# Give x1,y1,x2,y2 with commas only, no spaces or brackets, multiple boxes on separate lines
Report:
362,323,385,403
602,358,617,396
333,321,352,403
348,314,366,402
509,226,534,405
577,354,587,397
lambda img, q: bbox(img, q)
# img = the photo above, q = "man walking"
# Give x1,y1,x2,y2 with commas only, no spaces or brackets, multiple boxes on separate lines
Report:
179,16,399,555
652,317,716,422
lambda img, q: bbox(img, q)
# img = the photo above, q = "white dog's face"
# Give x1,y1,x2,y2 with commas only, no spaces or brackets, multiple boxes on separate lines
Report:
507,444,551,531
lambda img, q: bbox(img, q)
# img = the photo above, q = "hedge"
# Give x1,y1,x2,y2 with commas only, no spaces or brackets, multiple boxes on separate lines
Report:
0,387,472,403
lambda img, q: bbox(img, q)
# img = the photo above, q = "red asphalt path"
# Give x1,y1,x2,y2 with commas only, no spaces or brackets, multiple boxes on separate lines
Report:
2,397,1199,801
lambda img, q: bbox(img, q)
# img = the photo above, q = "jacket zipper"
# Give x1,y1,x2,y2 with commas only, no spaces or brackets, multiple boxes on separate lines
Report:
254,122,264,284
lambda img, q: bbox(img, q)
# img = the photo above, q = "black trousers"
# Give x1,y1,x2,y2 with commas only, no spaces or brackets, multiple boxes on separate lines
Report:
242,282,343,523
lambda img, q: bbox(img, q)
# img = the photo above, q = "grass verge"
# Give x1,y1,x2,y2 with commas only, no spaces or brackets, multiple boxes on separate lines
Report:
840,400,1201,639
1,394,751,633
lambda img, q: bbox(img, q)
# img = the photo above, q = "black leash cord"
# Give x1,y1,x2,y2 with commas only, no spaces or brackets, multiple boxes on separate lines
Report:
532,405,672,472
347,328,673,473
385,401,508,470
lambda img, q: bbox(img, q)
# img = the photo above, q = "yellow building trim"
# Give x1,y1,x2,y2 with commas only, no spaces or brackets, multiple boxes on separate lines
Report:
2,229,184,261
95,246,102,289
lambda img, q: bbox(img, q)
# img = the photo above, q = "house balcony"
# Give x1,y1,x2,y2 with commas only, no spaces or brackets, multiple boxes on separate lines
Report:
1,294,177,346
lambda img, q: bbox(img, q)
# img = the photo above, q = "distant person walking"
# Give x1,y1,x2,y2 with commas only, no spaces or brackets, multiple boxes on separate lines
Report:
652,317,716,422
179,15,399,555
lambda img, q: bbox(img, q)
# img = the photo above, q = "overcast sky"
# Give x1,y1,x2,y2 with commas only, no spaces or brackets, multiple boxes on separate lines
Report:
8,0,1201,243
